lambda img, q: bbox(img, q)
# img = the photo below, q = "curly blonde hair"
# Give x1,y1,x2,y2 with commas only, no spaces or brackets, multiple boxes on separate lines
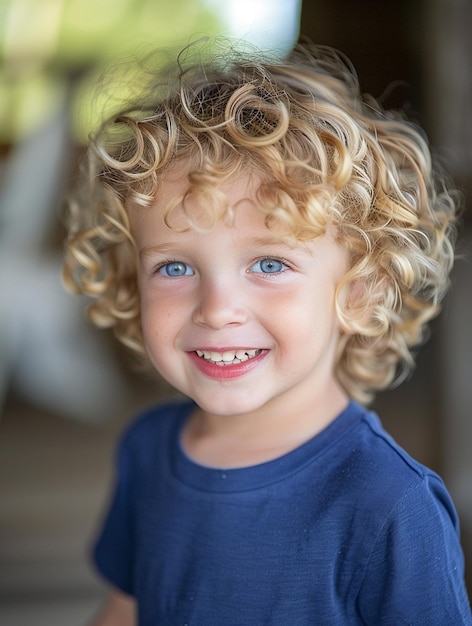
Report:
63,42,458,405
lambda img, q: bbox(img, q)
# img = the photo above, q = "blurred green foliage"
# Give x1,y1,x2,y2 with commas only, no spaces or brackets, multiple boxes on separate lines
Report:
0,0,223,142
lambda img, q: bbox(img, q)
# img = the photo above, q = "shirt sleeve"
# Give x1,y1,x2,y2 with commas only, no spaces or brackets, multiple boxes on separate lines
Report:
357,473,472,625
93,430,136,595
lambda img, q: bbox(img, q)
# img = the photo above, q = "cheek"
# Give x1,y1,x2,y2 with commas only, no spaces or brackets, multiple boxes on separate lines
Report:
280,288,341,353
260,292,318,344
140,295,177,346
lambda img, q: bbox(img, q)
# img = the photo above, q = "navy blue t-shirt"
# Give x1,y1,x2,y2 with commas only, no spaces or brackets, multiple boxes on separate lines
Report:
94,400,471,625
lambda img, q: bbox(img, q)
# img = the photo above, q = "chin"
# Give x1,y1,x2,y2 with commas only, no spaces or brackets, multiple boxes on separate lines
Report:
193,395,266,419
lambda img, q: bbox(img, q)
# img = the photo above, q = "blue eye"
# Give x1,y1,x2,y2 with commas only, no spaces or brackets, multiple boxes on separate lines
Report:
250,258,287,274
158,262,194,277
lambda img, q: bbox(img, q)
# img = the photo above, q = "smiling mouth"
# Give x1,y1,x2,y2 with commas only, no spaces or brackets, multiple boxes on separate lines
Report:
195,349,263,366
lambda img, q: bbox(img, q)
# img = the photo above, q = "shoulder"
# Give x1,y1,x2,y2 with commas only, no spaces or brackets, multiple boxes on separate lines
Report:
115,398,193,472
339,405,459,531
354,407,448,490
345,408,470,622
123,398,193,441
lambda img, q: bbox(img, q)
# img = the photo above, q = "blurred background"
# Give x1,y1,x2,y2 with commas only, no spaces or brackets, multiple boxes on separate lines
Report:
0,0,470,623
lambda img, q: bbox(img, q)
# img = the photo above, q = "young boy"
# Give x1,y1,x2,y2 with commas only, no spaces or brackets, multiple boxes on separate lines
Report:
64,43,471,624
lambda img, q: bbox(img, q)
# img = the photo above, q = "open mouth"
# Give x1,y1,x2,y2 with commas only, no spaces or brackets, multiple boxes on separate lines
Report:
195,349,263,366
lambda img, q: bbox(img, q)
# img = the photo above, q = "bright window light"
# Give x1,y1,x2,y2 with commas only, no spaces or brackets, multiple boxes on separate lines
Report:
205,0,302,57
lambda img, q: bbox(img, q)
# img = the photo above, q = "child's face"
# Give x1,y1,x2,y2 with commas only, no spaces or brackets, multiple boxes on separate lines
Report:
130,168,349,421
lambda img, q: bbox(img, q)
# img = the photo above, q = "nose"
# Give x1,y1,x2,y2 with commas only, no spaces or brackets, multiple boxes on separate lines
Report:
192,276,249,329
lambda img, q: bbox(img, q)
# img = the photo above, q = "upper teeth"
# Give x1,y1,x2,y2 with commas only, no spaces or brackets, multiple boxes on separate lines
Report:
195,349,261,365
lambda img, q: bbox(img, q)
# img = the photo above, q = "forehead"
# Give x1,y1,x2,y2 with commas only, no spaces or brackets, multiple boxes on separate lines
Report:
157,165,263,206
130,165,267,232
128,158,332,248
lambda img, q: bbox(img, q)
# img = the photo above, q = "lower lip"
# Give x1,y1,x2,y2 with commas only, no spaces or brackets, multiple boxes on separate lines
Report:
187,350,269,380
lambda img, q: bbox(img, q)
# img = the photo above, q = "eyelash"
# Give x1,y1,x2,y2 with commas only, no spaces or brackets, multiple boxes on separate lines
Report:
152,256,293,278
154,260,194,277
249,257,291,275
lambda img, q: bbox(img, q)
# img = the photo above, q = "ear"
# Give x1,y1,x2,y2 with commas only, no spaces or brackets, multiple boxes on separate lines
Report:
337,277,382,336
338,277,392,337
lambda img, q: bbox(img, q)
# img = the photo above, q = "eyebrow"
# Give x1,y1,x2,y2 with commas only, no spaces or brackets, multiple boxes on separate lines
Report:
139,242,184,259
140,236,292,253
138,233,312,260
243,235,315,256
244,235,297,248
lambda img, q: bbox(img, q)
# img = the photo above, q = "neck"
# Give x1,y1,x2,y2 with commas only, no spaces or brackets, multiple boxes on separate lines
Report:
181,380,349,469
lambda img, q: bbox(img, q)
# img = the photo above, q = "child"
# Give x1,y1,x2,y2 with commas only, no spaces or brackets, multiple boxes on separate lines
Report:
64,42,471,624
